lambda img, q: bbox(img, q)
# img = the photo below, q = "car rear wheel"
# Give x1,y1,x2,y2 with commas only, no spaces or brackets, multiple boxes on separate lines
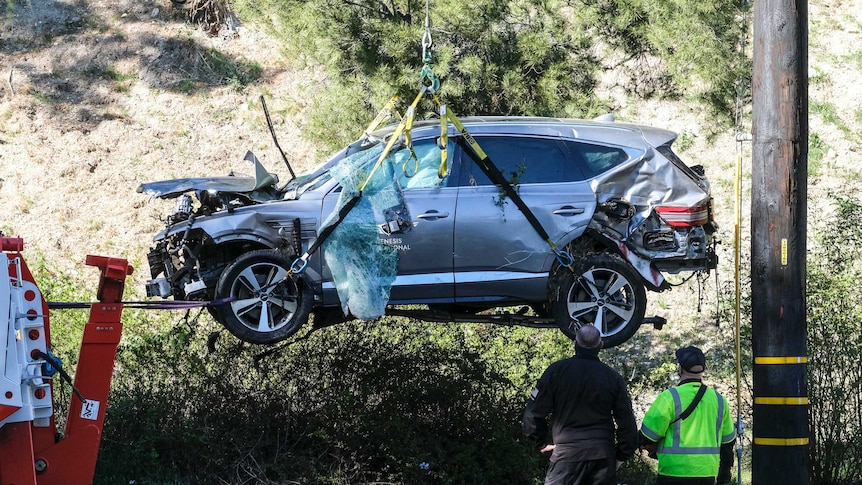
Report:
214,250,312,344
551,253,646,348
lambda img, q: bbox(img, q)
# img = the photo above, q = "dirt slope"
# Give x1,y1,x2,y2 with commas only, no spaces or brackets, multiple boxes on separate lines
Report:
0,0,326,292
1,0,860,326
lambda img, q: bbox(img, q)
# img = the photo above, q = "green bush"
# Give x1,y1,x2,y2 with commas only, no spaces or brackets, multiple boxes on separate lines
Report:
95,318,572,484
20,250,685,484
26,259,713,484
807,193,862,483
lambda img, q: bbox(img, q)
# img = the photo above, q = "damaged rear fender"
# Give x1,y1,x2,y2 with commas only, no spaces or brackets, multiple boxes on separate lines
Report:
564,229,667,292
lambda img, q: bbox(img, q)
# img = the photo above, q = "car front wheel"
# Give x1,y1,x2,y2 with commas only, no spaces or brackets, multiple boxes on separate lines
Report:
551,253,646,348
214,250,312,344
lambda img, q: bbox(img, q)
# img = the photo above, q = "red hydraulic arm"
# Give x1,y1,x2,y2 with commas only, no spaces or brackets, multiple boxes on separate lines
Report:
0,236,133,485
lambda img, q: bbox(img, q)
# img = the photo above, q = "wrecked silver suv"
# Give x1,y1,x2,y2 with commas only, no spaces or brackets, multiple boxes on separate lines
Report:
139,116,717,347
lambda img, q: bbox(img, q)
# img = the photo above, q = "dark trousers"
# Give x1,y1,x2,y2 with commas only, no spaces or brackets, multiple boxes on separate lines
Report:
543,458,615,485
655,475,716,485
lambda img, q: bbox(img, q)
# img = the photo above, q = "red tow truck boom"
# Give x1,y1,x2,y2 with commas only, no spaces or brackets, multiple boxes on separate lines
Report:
0,236,133,485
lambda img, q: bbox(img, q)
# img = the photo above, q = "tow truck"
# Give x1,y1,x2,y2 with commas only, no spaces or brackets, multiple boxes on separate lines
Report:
0,235,133,485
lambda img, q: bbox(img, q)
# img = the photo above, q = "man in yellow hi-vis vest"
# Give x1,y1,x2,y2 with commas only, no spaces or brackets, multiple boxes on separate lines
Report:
639,346,736,485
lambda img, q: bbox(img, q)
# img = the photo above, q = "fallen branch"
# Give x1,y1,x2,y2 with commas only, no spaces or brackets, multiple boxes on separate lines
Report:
5,69,13,97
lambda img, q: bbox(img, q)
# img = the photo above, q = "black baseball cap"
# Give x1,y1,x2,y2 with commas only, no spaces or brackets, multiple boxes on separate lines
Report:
676,346,706,373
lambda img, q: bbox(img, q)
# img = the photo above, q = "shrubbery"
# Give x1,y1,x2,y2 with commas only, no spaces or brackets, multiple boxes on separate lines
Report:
807,194,862,483
94,317,573,484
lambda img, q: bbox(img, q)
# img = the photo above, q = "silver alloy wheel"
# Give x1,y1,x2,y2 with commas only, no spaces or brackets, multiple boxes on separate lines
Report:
228,261,298,333
567,266,637,336
215,250,312,344
552,253,646,347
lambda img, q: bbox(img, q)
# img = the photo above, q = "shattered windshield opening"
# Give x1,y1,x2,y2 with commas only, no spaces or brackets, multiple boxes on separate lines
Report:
320,142,410,320
282,139,388,199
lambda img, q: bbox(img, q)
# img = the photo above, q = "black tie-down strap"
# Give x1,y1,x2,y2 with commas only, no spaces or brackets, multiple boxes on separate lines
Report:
469,147,553,243
291,194,362,273
671,384,708,424
444,110,574,269
46,298,235,310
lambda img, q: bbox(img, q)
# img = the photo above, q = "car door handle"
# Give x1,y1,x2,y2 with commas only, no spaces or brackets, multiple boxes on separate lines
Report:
553,206,586,216
417,211,450,220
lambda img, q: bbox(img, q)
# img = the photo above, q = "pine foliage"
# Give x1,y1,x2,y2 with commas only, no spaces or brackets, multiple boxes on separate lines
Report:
233,0,748,150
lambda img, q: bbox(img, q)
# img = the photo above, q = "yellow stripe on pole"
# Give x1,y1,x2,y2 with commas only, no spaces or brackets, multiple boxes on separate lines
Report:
754,356,808,365
754,397,809,405
753,437,809,446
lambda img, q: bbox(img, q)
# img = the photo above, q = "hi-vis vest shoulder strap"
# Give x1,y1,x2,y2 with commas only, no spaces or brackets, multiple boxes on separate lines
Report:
659,386,724,454
640,383,736,478
669,384,708,425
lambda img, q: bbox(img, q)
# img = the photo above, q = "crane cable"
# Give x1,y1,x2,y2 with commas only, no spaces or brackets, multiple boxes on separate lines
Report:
733,1,753,483
416,2,573,269
287,19,438,276
733,125,746,485
289,0,576,276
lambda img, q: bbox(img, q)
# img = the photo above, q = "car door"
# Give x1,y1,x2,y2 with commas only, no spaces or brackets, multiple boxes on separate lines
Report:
319,138,457,304
452,135,597,303
385,138,457,303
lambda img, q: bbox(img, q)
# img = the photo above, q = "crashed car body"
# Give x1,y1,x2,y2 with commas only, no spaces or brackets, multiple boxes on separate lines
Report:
139,116,717,347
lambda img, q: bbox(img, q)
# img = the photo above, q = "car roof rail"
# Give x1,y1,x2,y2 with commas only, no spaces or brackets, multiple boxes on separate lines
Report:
593,113,615,122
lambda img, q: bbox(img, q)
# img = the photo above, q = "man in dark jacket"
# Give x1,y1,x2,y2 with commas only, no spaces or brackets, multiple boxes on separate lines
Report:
523,324,639,485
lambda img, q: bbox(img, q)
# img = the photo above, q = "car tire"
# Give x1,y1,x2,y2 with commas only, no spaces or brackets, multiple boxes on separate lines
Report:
214,250,312,345
551,253,646,348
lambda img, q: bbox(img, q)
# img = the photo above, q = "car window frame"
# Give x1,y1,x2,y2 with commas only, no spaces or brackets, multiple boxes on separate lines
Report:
453,134,592,187
389,137,455,190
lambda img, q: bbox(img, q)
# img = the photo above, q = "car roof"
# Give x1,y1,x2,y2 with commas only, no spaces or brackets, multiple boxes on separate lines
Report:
373,115,678,149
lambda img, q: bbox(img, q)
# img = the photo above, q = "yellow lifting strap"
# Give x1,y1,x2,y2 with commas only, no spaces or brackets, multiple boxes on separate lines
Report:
438,103,448,178
431,94,574,270
353,82,576,271
402,103,420,178
357,50,440,189
363,94,403,137
357,89,427,193
363,95,421,180
353,7,579,269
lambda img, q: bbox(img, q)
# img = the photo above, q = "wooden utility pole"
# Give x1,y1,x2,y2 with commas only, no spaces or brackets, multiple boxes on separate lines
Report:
750,0,809,483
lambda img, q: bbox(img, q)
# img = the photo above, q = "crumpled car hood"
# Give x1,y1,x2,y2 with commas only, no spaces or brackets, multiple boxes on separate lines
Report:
137,151,278,199
137,175,260,198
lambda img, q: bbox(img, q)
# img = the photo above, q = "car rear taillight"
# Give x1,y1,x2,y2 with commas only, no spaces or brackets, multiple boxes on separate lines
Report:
656,202,712,227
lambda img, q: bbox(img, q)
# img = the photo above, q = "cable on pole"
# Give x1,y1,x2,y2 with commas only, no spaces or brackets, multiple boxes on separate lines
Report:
732,1,753,483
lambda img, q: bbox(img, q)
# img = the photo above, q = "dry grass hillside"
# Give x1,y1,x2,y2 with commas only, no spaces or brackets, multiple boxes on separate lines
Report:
1,0,861,337
1,0,326,290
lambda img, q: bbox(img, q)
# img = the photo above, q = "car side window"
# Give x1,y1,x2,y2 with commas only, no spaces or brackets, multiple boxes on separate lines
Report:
564,141,635,177
457,136,587,187
391,138,453,190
